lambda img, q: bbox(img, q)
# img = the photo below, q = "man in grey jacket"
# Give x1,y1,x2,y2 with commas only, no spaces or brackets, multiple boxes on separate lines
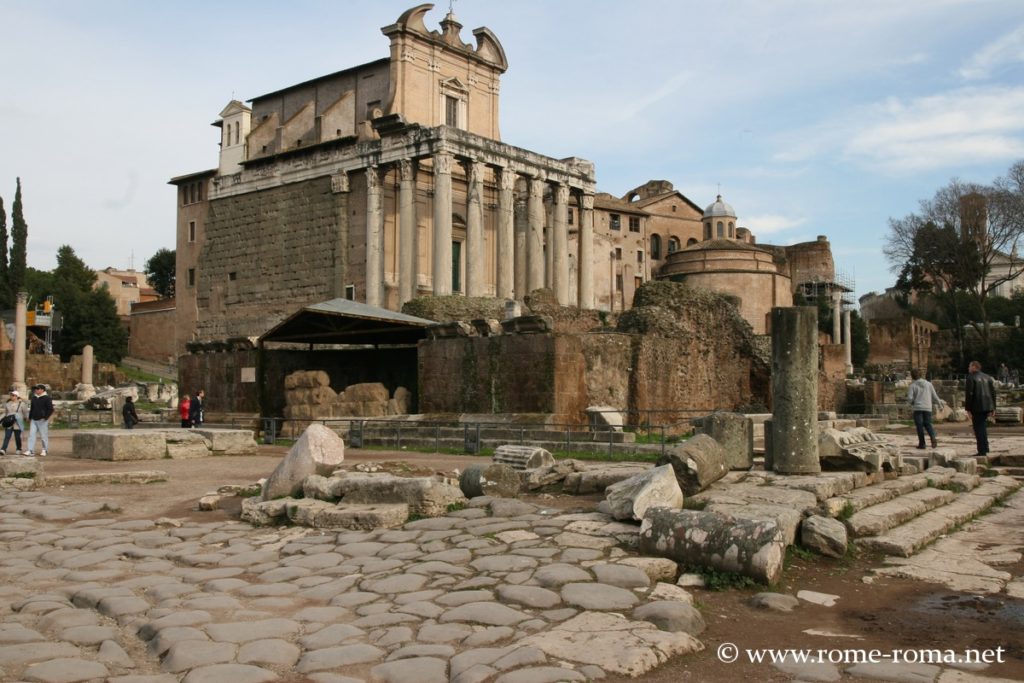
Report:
908,369,944,449
965,361,997,456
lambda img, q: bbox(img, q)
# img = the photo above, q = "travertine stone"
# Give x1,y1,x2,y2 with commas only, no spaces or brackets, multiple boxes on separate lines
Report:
770,306,820,474
701,412,753,470
656,434,728,496
459,464,520,499
604,465,683,521
493,445,554,471
261,424,345,501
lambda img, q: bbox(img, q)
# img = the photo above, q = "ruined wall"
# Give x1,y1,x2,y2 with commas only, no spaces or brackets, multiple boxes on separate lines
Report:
129,300,177,364
820,345,848,410
196,176,346,342
0,352,119,393
783,237,835,287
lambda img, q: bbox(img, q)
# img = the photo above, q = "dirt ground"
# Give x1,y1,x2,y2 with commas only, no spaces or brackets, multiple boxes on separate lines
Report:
28,425,1024,682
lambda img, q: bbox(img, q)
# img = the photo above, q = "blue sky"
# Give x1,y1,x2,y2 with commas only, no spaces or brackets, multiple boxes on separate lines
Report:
2,0,1023,300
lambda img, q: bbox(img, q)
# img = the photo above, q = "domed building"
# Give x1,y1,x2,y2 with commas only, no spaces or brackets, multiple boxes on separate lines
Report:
658,195,793,334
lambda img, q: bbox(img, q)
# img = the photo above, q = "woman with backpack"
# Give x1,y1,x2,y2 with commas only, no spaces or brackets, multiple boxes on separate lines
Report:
0,389,30,455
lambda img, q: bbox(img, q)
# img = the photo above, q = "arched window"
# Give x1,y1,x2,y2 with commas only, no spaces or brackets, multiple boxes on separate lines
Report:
704,222,711,240
717,221,724,238
234,122,240,145
650,234,662,260
728,221,735,238
668,237,680,254
687,238,697,246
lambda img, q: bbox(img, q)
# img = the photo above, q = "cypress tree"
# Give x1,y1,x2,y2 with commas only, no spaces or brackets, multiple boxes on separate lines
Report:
0,195,7,307
9,178,27,299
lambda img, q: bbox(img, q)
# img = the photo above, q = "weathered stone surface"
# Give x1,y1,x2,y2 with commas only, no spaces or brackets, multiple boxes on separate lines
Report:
632,601,705,634
640,507,786,585
534,564,592,588
21,657,109,683
180,664,279,683
71,431,167,461
460,464,520,499
240,498,288,526
162,640,237,672
617,557,678,583
604,465,683,521
495,585,562,609
561,582,639,610
370,657,448,683
440,602,531,626
818,427,900,473
563,465,649,495
262,424,345,500
801,515,847,558
591,563,651,588
313,503,409,530
493,445,554,471
656,434,728,495
165,431,214,459
749,592,800,612
194,429,258,455
331,473,465,517
0,456,42,478
296,644,386,672
770,306,820,474
701,412,754,470
520,611,702,677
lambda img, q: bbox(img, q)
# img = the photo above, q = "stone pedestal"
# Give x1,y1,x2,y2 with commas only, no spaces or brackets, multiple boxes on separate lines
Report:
770,306,820,474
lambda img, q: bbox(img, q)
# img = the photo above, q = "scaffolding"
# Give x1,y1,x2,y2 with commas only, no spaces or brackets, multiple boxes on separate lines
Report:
797,268,856,308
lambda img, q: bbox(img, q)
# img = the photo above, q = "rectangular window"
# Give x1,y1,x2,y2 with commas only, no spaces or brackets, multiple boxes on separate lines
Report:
445,95,459,127
615,247,622,261
609,214,621,231
451,240,463,292
188,221,196,242
187,268,195,287
629,216,640,232
567,209,574,226
615,274,623,291
228,272,237,281
344,285,356,300
637,250,644,263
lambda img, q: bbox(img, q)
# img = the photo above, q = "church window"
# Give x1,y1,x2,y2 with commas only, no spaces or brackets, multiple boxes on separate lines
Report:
234,122,240,145
687,238,698,246
609,214,621,230
637,249,644,263
729,221,735,238
615,247,622,260
629,216,640,232
651,234,662,260
704,221,711,240
445,95,459,127
345,285,356,300
188,221,196,243
668,237,680,254
717,221,724,238
615,274,623,291
187,268,195,287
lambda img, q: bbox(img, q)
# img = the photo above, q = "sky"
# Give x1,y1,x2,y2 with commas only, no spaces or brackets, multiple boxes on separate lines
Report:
2,0,1024,302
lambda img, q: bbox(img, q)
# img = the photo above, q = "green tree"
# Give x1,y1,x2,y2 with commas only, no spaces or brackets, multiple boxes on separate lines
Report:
51,245,127,363
0,194,8,307
144,248,175,298
9,178,27,299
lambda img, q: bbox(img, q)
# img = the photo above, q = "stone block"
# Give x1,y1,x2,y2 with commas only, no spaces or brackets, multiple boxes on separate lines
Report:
604,465,683,522
800,515,847,558
493,445,554,470
656,434,728,496
165,431,212,459
0,456,42,478
995,407,1022,424
332,473,465,516
71,431,167,461
312,503,409,530
344,382,389,402
586,406,624,433
240,498,289,526
563,465,649,495
459,463,520,498
952,457,977,475
194,429,258,455
262,424,345,500
700,412,753,470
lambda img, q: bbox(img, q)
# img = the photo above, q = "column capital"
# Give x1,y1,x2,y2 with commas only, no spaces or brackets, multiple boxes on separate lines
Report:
434,152,453,175
465,159,485,184
580,194,595,211
498,166,517,191
15,291,28,304
553,183,569,204
365,166,380,192
528,176,545,194
398,159,417,182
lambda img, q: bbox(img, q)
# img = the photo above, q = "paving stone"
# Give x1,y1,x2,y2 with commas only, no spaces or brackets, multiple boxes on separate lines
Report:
592,563,651,588
237,638,301,666
298,624,365,650
107,675,179,683
845,662,942,682
206,618,300,643
180,663,279,683
470,555,539,572
463,626,515,647
59,624,119,645
351,612,420,628
436,590,495,606
293,606,351,622
449,647,514,678
374,626,414,647
0,624,46,643
0,641,81,665
362,573,429,594
495,584,562,609
162,640,237,673
616,557,678,582
416,623,474,643
296,644,386,673
370,656,448,683
771,654,841,682
647,582,693,604
97,639,134,667
21,657,109,683
561,582,639,610
493,667,586,683
386,644,456,660
440,601,533,626
632,601,705,634
559,548,604,562
395,600,444,618
533,564,592,588
493,645,547,670
452,663,498,683
148,627,210,656
306,675,364,683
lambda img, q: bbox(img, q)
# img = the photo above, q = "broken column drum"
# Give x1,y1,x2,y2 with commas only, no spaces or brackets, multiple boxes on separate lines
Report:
770,306,820,474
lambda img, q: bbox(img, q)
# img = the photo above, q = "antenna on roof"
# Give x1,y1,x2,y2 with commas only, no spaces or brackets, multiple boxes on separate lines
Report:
448,0,456,14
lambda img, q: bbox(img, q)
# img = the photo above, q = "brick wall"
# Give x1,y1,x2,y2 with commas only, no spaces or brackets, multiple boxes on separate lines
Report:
129,300,176,364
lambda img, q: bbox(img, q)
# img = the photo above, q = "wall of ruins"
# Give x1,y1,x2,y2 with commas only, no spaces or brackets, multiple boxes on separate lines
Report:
782,237,835,289
0,352,119,393
195,176,346,342
128,300,176,364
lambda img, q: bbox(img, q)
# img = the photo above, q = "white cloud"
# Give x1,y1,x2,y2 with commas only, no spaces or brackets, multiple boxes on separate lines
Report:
773,86,1024,174
744,214,806,235
959,24,1024,79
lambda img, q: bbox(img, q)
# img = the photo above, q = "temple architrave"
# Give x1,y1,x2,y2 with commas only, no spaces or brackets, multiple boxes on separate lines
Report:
172,5,596,351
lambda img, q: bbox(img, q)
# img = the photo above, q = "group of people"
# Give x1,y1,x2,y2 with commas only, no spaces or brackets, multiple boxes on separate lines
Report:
0,384,54,456
178,390,204,429
908,361,1000,457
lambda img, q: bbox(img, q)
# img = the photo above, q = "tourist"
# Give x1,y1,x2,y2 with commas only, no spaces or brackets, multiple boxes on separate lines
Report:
189,389,205,428
0,390,29,455
26,384,54,457
122,396,139,429
998,363,1010,385
964,361,997,457
179,394,191,428
907,369,943,449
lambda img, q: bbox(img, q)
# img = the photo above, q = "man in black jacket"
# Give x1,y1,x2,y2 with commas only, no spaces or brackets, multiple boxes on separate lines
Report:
27,384,54,456
189,389,205,428
965,361,997,456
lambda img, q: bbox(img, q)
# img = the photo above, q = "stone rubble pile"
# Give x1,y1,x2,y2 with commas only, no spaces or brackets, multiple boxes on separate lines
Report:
283,371,412,423
818,426,902,473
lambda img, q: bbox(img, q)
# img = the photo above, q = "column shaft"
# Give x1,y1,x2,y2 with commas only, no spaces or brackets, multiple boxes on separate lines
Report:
526,177,545,292
465,160,485,297
770,306,821,474
496,168,515,300
578,194,595,309
552,184,569,305
843,309,853,374
432,153,453,296
13,292,27,393
398,160,418,306
365,167,383,308
832,293,842,344
513,182,528,299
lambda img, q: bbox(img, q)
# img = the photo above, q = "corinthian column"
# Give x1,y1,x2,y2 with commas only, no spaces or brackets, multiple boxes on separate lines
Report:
365,166,383,308
496,168,515,300
398,160,418,306
514,180,528,299
465,160,485,297
832,291,842,345
13,292,27,394
843,308,853,374
432,152,453,296
578,194,595,309
552,183,569,305
527,176,545,292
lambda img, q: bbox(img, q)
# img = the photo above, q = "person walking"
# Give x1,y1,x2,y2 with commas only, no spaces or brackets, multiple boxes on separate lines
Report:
907,369,944,449
965,360,997,457
0,390,29,455
122,396,139,429
26,384,54,457
189,389,204,428
179,394,191,428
